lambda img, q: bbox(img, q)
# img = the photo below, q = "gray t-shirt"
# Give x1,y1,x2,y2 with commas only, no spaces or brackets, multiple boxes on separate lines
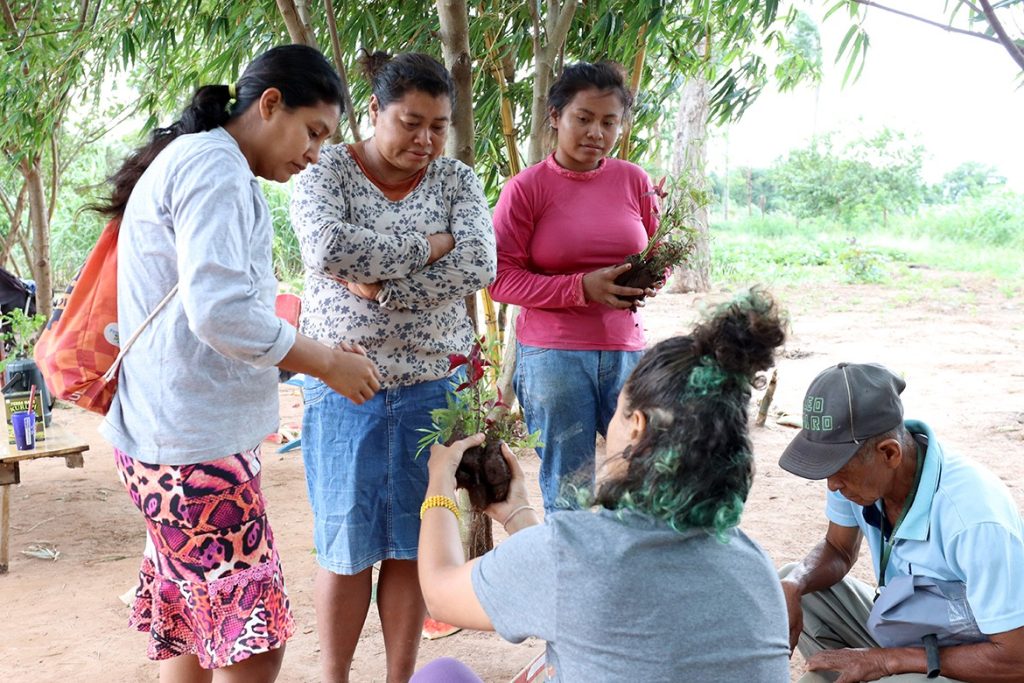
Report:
100,128,294,464
472,509,790,682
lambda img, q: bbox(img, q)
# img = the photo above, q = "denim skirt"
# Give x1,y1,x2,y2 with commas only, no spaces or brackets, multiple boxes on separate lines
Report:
301,374,454,574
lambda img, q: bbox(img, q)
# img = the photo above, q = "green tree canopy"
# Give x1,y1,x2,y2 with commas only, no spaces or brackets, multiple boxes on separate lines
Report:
941,161,1007,202
770,127,925,223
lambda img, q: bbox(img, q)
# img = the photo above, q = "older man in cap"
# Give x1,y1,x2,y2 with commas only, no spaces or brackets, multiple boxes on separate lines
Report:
778,362,1024,683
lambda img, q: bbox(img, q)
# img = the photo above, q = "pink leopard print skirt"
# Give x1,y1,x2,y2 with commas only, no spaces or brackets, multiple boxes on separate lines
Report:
115,447,294,669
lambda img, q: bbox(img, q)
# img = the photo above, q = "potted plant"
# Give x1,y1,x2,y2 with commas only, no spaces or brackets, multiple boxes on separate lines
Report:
1,308,51,425
614,175,703,309
418,337,542,511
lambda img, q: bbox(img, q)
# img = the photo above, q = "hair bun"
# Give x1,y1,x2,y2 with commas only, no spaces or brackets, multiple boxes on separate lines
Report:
691,287,786,379
358,49,393,80
596,60,628,84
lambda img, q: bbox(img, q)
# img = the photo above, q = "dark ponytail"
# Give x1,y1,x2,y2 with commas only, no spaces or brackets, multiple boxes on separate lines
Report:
579,287,787,539
96,44,343,218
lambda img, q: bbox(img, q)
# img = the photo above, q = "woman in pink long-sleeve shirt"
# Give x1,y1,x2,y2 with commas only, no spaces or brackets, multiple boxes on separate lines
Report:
489,61,659,513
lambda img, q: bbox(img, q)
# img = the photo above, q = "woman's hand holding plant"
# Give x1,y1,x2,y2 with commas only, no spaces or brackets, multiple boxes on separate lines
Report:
427,435,538,534
427,433,484,495
484,443,538,534
582,263,646,310
643,277,666,301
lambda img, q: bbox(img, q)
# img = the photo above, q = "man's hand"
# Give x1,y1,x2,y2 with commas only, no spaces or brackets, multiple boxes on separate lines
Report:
582,263,645,310
806,648,892,683
781,579,805,654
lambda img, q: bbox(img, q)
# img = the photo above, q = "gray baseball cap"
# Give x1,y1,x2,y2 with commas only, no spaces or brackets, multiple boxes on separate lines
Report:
779,362,906,479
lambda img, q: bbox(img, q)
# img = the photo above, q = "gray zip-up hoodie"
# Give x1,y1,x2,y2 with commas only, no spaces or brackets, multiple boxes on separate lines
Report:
101,128,295,465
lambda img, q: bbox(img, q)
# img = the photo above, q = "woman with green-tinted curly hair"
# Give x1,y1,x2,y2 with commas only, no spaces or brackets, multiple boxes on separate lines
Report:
413,287,791,683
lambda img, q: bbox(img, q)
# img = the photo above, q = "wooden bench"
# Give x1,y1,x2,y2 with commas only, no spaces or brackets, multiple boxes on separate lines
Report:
0,430,90,574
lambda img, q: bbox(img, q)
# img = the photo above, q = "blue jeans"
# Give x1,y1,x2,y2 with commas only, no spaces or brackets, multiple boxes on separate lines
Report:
514,344,642,513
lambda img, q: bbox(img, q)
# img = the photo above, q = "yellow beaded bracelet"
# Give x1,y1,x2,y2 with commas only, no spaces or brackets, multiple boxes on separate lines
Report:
420,495,460,521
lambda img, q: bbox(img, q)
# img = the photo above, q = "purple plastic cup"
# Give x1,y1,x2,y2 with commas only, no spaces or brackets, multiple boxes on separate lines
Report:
12,410,36,450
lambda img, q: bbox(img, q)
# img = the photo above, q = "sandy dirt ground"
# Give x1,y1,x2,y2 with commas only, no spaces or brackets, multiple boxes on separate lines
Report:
1,272,1022,683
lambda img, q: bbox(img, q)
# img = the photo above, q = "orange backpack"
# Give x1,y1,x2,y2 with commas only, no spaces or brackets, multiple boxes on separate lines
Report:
34,219,176,415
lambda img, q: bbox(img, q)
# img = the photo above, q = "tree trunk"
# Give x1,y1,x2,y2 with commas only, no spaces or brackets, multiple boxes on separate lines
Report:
322,0,361,142
527,0,578,165
436,0,474,166
667,69,711,294
496,315,517,408
528,60,553,165
0,181,28,267
435,0,478,331
293,0,317,44
18,235,32,279
276,0,318,47
746,167,753,217
618,23,648,161
436,0,488,548
483,29,522,176
23,159,52,318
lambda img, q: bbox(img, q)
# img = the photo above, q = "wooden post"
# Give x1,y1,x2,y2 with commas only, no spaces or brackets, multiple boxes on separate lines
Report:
481,290,500,348
755,369,778,428
466,511,493,560
1,484,11,574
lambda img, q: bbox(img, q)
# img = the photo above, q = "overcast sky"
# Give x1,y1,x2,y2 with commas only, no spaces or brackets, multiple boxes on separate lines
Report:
707,2,1024,190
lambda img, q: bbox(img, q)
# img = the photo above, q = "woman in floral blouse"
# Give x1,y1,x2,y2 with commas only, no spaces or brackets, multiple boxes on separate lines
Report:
290,51,495,683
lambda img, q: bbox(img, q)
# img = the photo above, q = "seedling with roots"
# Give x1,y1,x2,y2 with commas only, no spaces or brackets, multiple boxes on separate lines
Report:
418,337,542,510
614,176,703,309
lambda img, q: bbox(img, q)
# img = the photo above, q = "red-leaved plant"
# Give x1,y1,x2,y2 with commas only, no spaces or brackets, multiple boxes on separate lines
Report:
418,337,542,510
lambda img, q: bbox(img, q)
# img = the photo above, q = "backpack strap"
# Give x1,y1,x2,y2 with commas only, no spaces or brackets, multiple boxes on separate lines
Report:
101,284,179,383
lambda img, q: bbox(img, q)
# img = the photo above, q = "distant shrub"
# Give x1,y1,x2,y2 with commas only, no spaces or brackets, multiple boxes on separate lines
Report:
837,241,891,284
908,192,1023,248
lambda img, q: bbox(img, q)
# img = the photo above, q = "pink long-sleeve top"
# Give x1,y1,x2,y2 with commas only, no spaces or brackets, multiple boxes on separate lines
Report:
489,154,659,351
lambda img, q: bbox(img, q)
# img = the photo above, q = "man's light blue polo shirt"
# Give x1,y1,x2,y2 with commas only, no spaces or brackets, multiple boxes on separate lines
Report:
826,420,1024,635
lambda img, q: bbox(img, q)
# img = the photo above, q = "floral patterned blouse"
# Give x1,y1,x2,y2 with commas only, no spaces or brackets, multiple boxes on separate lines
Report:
290,144,496,387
